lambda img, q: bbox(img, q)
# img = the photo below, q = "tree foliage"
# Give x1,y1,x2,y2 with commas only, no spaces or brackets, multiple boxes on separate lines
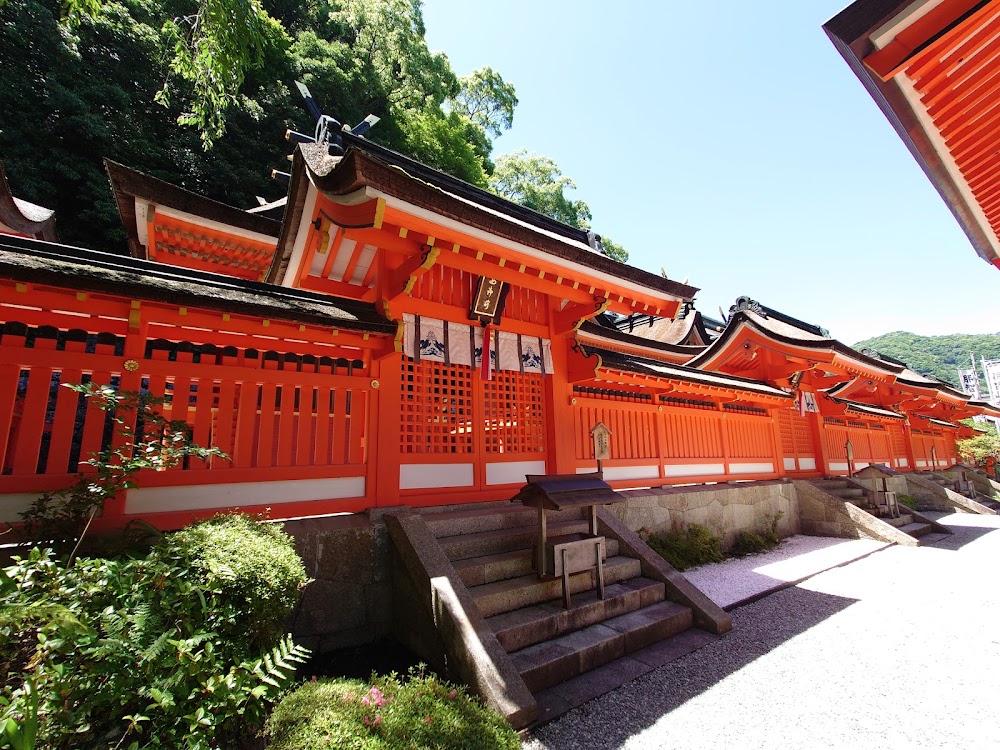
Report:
852,331,1000,389
489,150,629,261
0,0,628,265
957,421,1000,464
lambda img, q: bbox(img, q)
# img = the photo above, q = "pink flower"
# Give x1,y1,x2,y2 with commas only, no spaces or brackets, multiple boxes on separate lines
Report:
363,716,371,727
374,715,382,726
343,694,354,702
310,676,317,682
361,696,370,706
424,716,432,724
369,687,386,707
448,690,457,700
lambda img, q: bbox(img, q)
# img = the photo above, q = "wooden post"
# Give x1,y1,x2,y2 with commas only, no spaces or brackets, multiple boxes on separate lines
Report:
846,438,855,477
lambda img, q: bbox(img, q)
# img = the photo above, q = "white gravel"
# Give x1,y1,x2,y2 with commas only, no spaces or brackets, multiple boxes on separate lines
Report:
524,514,1000,749
684,535,890,609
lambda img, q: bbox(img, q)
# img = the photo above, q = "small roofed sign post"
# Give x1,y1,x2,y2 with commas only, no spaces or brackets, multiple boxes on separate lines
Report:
591,421,612,475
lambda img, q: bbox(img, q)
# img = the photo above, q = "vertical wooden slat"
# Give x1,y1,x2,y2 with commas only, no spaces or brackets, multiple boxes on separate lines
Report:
77,369,113,469
11,369,51,474
349,390,367,465
332,388,348,465
0,365,20,469
213,380,237,463
256,383,277,468
314,386,332,466
233,382,258,468
296,386,315,466
275,384,295,466
189,376,214,469
47,367,85,474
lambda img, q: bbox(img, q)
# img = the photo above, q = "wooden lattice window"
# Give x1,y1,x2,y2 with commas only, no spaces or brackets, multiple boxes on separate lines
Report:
401,359,474,454
482,371,547,454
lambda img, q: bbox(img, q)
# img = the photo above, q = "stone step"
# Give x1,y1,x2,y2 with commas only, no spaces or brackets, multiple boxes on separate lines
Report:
487,577,665,653
900,522,933,538
420,503,583,539
440,518,591,562
919,532,951,546
532,628,718,724
818,480,850,488
454,538,621,588
510,601,693,693
829,488,866,499
885,514,914,528
470,555,642,618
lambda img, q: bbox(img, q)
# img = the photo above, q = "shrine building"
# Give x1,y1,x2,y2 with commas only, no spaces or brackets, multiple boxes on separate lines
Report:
0,128,997,533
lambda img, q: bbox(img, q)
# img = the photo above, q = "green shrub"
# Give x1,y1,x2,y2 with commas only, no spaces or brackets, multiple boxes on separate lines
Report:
898,494,918,509
154,514,308,649
0,513,309,749
646,523,724,571
730,511,783,558
730,531,775,557
264,668,521,750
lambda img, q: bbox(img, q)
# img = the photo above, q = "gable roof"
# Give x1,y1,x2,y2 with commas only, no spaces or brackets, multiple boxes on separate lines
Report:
0,162,57,241
271,138,698,306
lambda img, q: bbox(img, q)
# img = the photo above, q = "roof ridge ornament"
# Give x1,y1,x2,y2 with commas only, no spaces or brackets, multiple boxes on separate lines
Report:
860,347,881,359
729,295,767,318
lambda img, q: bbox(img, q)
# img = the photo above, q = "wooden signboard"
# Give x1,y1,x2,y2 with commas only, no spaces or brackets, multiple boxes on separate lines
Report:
591,421,612,462
469,276,509,325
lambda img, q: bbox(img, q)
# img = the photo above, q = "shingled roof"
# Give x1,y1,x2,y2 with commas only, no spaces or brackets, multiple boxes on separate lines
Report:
0,233,393,335
0,162,57,241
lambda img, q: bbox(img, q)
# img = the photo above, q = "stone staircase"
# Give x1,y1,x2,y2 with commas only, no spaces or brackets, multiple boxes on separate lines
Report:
419,503,718,723
920,471,1000,512
809,478,937,543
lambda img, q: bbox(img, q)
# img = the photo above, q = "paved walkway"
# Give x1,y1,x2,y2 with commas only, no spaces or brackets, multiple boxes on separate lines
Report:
524,513,1000,749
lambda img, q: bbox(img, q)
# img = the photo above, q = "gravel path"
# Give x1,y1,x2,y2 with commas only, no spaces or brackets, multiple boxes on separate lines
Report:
524,514,1000,750
684,535,890,609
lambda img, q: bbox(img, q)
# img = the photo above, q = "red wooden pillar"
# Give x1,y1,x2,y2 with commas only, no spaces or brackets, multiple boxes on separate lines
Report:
369,349,402,507
544,333,575,475
809,408,830,476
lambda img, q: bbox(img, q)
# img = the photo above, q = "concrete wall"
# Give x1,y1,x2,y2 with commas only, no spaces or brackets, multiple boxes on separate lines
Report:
608,480,800,551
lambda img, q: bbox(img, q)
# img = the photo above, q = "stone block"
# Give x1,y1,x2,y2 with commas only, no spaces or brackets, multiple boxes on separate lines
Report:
294,580,367,637
316,526,376,582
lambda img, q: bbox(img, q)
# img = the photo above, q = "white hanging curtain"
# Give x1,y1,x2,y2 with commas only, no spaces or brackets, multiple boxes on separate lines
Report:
402,314,551,374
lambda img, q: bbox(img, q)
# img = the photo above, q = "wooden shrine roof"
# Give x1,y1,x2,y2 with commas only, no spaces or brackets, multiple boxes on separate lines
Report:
687,307,903,378
832,398,906,421
577,344,793,402
576,319,705,364
826,0,1000,269
0,162,56,241
106,160,281,281
273,139,699,307
613,307,717,347
0,233,394,335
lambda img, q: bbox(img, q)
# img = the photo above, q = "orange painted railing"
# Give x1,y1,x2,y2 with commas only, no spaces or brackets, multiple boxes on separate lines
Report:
570,392,780,485
0,319,373,529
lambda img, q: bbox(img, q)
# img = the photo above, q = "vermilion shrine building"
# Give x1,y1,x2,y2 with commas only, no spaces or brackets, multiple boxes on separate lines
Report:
0,132,996,531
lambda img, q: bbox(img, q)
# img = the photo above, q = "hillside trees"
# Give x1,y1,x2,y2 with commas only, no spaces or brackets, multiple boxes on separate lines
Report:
0,0,627,262
852,331,1000,388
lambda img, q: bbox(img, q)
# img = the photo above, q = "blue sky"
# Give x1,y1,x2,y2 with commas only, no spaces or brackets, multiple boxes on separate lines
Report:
423,0,1000,345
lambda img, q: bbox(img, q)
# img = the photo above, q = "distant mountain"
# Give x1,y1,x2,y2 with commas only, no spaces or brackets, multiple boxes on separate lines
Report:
851,332,1000,390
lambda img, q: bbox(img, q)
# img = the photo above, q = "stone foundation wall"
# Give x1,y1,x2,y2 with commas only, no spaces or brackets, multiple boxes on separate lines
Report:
283,514,393,655
607,480,800,551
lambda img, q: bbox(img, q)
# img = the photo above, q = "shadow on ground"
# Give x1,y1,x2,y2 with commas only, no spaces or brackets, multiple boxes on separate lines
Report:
921,512,1000,551
525,585,858,749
